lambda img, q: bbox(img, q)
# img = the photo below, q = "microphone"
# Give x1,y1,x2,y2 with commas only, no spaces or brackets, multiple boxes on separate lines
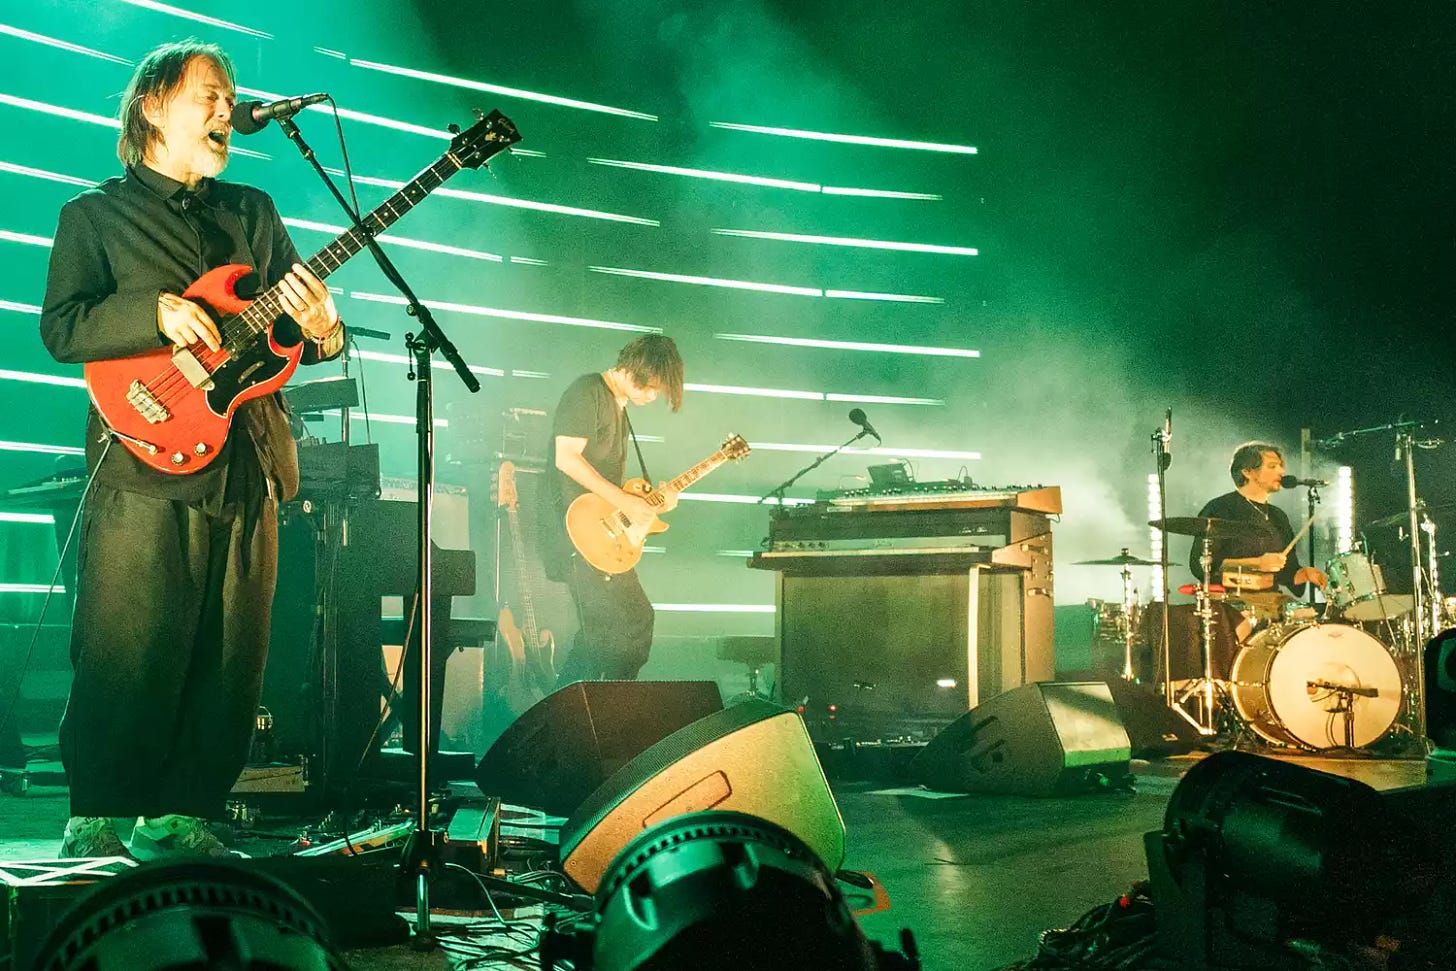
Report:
231,93,330,135
847,408,881,443
1281,475,1329,488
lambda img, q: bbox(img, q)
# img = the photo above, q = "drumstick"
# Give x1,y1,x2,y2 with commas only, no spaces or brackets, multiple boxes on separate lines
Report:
1281,513,1318,557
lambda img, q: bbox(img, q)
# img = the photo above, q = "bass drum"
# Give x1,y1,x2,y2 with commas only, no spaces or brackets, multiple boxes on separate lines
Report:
1230,623,1402,750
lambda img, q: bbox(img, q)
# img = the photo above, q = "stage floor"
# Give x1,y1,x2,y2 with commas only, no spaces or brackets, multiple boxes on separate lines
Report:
0,752,1446,971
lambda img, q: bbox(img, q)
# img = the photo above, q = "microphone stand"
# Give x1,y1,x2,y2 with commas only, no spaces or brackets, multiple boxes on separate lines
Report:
1305,482,1321,603
277,114,481,949
758,429,873,509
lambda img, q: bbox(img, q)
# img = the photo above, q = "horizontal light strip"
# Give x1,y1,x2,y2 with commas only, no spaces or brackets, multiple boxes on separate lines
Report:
350,291,657,334
349,349,505,378
119,0,273,39
587,157,819,192
0,229,51,248
315,47,346,60
716,549,758,558
751,441,981,461
510,256,548,266
0,24,132,64
684,382,942,407
677,493,815,506
237,86,466,144
821,186,943,200
716,332,980,359
0,368,84,389
282,217,504,262
591,266,940,303
0,92,118,128
651,603,774,613
317,408,447,428
348,174,657,226
0,512,55,524
351,59,657,121
590,265,818,297
0,299,40,315
510,369,551,379
825,290,944,304
714,228,978,256
0,440,84,456
710,121,977,155
0,583,66,594
587,158,942,201
0,160,94,187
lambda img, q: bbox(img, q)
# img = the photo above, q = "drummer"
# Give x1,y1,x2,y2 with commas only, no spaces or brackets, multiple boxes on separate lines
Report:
1188,442,1328,593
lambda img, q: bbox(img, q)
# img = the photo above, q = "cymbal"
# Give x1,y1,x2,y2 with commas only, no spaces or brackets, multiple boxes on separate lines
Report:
1149,516,1258,538
1074,551,1159,566
1366,501,1456,529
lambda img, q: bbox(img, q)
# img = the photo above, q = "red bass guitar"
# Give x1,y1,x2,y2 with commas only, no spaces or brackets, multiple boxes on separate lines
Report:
84,109,520,474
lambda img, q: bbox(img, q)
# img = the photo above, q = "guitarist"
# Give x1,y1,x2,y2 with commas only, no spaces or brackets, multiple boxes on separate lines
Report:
546,335,684,684
38,41,343,859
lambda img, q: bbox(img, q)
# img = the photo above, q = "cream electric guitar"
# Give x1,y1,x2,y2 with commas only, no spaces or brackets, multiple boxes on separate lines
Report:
566,435,751,574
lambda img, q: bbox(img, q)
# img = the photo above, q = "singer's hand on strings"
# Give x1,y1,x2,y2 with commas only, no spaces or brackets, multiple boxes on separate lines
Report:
157,292,221,352
278,263,338,339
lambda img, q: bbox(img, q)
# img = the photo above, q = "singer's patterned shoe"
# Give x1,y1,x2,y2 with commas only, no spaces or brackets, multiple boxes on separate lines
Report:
60,816,132,859
130,814,245,860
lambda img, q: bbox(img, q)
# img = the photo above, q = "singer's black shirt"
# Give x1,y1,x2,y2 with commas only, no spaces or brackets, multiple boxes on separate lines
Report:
1188,490,1304,591
39,163,338,507
541,373,630,579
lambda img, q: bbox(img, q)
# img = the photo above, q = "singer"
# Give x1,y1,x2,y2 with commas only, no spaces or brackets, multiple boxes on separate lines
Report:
38,41,343,859
1187,442,1328,592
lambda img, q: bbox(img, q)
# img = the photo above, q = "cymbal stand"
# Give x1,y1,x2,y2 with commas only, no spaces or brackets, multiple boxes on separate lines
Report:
1396,427,1442,742
1150,415,1173,706
1172,534,1220,735
1118,563,1137,682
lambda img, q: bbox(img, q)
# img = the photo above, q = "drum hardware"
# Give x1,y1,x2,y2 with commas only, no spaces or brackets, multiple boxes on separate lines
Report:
1075,548,1152,680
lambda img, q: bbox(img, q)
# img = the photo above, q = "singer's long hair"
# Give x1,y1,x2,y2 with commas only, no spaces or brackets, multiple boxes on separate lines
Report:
1229,441,1283,487
616,335,685,411
117,40,235,168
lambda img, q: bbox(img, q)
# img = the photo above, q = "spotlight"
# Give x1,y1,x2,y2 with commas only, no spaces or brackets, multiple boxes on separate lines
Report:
32,860,348,971
542,810,919,971
1145,751,1456,970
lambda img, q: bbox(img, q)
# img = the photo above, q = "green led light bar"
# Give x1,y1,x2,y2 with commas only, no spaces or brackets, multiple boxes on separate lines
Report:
590,265,819,297
317,409,447,428
510,257,548,266
0,93,118,128
651,603,775,613
0,24,132,64
826,392,944,406
714,228,977,256
350,59,657,121
825,290,944,304
715,332,979,359
587,157,819,192
0,583,67,594
0,230,51,248
0,511,55,524
710,121,976,155
0,160,95,187
119,0,272,39
752,441,981,461
0,368,84,389
821,186,943,200
348,174,656,226
0,299,40,315
0,440,84,456
282,217,504,262
349,349,505,378
349,291,657,334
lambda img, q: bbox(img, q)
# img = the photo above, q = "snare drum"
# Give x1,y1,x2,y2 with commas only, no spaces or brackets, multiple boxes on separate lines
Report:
1326,550,1414,622
1229,623,1402,749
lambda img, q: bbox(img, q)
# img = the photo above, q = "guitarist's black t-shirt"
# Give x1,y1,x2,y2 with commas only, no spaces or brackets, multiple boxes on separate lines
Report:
542,373,627,580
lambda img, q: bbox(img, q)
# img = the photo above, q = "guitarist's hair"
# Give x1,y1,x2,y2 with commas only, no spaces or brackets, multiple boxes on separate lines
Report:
117,39,237,168
616,335,684,411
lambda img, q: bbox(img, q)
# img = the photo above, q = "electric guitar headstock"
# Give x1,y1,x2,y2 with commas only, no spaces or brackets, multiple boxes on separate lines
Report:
448,109,522,171
720,434,751,461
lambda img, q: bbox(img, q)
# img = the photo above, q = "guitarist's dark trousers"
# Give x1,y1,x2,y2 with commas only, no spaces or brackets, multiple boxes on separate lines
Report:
60,483,277,818
558,556,654,683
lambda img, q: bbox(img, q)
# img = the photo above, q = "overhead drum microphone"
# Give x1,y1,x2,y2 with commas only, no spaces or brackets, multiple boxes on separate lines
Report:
230,93,330,135
848,408,881,443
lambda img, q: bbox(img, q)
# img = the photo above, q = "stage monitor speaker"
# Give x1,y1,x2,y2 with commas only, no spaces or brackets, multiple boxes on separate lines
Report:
1105,679,1201,758
474,680,723,817
558,698,845,893
911,681,1132,795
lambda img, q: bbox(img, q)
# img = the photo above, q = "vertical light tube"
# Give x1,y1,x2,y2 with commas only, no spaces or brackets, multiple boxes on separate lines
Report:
1336,465,1354,554
1148,473,1164,600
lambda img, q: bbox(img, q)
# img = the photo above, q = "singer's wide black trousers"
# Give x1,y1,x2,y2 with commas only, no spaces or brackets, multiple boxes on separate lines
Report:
557,556,654,684
60,485,277,819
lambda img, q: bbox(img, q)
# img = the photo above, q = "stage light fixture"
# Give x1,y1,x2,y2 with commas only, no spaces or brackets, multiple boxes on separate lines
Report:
32,860,347,971
542,811,919,971
1145,750,1456,970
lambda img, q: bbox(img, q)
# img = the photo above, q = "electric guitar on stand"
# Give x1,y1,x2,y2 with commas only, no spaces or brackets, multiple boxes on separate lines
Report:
84,110,521,473
566,435,751,574
494,461,557,703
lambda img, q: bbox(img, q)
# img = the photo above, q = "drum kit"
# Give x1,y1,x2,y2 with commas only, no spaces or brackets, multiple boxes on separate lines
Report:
1074,418,1449,756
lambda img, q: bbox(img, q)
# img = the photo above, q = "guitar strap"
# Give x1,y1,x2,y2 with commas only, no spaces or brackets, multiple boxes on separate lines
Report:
622,407,653,484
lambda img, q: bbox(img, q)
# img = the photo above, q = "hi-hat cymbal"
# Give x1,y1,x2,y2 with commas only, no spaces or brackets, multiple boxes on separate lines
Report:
1074,550,1159,566
1149,516,1257,538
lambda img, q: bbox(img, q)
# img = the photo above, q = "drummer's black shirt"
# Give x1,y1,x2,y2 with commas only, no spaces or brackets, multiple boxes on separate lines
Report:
1188,490,1303,591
